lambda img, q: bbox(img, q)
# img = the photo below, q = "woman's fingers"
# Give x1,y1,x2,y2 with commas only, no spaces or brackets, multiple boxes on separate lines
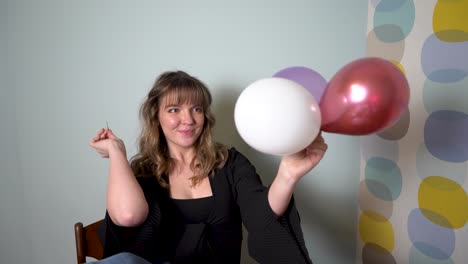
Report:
100,128,110,139
89,128,112,142
88,128,122,158
90,128,104,142
305,134,328,158
89,128,108,148
312,134,324,144
106,129,116,139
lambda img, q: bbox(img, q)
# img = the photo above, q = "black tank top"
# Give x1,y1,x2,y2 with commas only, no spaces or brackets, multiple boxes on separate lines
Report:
171,196,214,223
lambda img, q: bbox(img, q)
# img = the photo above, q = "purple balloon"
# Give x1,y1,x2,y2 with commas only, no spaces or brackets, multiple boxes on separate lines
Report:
273,66,327,102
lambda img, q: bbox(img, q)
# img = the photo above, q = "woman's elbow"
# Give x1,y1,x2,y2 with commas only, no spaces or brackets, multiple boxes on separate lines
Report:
110,207,148,227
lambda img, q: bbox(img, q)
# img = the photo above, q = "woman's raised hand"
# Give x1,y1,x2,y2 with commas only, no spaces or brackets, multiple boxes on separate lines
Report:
89,128,126,158
268,133,328,216
278,132,328,183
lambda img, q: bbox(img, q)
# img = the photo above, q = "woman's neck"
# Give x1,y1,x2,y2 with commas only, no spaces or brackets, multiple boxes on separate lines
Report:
169,147,196,166
170,149,197,180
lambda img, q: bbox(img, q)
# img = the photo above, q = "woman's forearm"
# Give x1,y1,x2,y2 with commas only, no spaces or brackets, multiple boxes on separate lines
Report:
106,142,148,227
267,135,327,216
267,167,298,216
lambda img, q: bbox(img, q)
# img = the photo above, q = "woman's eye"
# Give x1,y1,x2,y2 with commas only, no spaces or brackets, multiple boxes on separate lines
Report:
193,107,203,113
168,108,178,113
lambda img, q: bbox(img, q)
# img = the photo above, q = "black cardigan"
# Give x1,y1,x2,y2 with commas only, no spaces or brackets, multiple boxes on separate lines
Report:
102,148,313,264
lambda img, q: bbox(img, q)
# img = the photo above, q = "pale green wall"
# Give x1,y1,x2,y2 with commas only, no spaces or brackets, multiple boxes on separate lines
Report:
1,1,31,263
3,0,367,263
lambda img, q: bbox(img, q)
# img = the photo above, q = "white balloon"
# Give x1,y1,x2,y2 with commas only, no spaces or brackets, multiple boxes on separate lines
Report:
234,77,321,156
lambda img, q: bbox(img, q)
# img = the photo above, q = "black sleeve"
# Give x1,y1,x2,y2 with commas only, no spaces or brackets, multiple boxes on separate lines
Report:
102,176,163,260
229,149,277,231
229,148,313,264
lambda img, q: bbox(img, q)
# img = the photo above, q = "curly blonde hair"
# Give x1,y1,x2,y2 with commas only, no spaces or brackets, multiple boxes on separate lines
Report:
130,71,228,187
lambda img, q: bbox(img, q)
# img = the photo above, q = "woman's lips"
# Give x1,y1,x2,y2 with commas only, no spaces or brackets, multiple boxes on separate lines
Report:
179,130,194,136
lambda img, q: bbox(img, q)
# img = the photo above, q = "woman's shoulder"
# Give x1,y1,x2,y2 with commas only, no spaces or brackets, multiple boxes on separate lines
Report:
136,174,157,183
226,147,251,166
135,175,162,192
136,175,171,204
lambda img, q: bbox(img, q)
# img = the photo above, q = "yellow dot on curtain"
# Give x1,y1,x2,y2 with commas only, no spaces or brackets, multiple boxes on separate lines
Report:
418,176,468,229
433,0,468,42
390,60,406,75
359,210,395,252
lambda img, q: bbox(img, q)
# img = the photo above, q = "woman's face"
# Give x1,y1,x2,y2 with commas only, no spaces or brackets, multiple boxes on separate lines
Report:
158,96,205,152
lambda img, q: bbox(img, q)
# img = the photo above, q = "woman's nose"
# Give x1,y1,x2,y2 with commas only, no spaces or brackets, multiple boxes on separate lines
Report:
181,110,194,124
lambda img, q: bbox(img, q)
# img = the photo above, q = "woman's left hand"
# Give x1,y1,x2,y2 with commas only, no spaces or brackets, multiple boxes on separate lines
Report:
278,132,328,183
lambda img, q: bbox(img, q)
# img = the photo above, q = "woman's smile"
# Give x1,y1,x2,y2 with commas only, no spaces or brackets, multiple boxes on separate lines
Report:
178,129,194,136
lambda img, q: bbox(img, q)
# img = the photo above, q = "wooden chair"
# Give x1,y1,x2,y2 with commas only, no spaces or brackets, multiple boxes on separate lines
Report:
74,220,104,264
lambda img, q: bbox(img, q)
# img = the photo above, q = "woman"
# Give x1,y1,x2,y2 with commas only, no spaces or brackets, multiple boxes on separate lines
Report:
89,71,327,264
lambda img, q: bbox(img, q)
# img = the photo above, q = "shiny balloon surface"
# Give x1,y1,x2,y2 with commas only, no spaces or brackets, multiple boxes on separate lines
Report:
320,57,410,135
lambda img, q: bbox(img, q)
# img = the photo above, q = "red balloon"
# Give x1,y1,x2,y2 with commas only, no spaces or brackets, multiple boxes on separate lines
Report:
320,57,410,135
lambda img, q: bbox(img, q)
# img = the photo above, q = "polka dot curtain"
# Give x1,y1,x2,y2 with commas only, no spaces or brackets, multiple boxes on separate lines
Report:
358,1,468,263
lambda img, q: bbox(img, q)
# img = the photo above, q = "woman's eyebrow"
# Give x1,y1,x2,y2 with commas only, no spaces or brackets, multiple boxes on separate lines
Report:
163,103,200,108
162,104,179,109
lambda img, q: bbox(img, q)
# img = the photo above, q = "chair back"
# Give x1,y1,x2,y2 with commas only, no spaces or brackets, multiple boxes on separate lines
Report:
74,220,104,264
